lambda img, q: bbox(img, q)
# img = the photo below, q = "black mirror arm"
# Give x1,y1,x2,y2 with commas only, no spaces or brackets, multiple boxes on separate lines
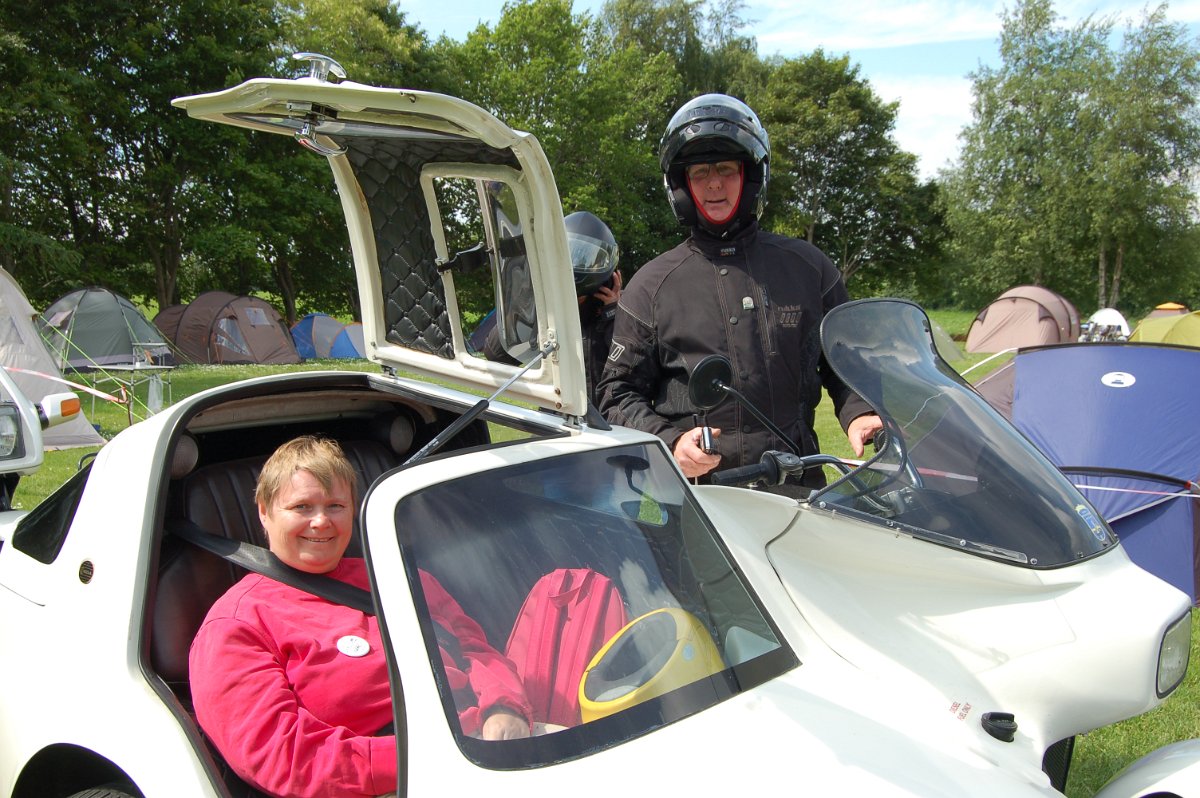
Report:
717,383,800,456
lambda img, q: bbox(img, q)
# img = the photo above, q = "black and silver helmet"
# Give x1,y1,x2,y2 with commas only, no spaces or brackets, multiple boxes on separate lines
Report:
565,211,620,296
659,94,770,237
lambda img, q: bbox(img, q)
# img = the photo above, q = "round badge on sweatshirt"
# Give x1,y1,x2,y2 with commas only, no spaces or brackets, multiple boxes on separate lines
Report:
337,635,371,657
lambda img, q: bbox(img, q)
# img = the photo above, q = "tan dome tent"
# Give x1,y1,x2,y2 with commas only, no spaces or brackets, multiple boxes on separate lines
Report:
167,291,300,365
0,268,104,448
152,304,186,344
965,286,1081,353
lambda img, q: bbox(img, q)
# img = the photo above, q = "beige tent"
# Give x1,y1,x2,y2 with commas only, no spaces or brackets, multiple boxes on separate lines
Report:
965,286,1081,353
161,291,300,365
0,268,105,449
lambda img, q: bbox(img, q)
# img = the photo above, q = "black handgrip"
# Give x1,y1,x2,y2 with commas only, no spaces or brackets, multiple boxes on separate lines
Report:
710,463,771,487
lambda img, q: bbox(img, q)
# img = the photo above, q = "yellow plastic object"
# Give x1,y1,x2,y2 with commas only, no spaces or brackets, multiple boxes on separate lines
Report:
578,607,724,722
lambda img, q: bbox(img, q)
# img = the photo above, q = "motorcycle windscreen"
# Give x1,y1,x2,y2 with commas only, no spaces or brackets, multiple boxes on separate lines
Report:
815,298,1116,569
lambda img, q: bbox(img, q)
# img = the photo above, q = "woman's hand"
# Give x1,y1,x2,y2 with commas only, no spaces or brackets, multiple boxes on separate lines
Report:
481,707,530,740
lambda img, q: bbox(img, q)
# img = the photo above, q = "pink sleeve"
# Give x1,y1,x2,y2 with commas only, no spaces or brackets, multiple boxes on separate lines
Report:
420,572,532,735
190,618,397,798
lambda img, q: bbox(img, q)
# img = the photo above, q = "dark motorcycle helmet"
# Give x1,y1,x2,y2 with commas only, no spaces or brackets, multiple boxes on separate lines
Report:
565,211,620,296
659,94,770,238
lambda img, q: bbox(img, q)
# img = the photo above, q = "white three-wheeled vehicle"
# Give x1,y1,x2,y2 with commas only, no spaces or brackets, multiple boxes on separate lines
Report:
0,55,1195,798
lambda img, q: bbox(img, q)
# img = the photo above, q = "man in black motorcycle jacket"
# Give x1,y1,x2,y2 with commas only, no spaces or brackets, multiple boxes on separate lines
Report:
596,94,881,488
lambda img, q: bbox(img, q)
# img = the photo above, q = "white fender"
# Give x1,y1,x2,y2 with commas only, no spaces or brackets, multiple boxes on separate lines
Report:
1094,739,1200,798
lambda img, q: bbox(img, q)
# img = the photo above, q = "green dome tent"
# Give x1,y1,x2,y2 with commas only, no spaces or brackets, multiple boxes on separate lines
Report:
38,287,174,372
1129,311,1200,347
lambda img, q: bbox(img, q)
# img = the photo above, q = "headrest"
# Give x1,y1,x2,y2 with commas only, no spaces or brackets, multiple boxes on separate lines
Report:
388,415,414,456
169,434,200,479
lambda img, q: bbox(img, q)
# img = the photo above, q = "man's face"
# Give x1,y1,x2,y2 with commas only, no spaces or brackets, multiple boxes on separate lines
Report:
686,160,743,224
259,469,354,573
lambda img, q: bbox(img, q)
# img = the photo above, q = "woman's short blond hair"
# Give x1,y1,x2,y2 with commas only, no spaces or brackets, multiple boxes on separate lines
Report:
255,436,358,511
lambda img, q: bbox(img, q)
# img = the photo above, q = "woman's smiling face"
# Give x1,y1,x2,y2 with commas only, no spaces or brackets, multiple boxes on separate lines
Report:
259,469,354,574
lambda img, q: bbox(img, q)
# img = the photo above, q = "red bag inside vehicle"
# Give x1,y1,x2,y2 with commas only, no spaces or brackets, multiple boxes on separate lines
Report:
504,568,627,728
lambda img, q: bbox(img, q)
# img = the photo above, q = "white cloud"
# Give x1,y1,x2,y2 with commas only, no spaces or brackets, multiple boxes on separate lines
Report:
873,74,976,179
751,0,1007,54
750,0,1200,55
744,1,1200,179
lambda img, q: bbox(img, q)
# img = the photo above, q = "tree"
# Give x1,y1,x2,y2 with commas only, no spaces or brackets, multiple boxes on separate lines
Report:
282,0,443,90
1084,5,1200,309
0,0,282,308
941,0,1200,312
753,52,938,289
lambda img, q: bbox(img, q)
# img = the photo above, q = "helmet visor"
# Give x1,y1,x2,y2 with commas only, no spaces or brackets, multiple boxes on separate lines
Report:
570,233,618,277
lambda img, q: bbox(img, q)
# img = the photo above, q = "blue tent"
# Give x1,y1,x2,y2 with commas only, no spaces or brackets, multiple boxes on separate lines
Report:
977,343,1200,601
328,322,366,358
467,309,496,356
291,313,365,359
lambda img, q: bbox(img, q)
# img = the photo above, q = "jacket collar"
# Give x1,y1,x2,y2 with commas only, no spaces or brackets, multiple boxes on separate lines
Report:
689,221,759,259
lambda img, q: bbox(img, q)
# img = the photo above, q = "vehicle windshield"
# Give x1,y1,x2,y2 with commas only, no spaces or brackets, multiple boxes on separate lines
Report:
392,442,796,767
814,299,1116,568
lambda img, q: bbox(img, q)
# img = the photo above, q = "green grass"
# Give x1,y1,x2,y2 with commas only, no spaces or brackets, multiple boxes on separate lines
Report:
930,307,979,339
15,321,1199,795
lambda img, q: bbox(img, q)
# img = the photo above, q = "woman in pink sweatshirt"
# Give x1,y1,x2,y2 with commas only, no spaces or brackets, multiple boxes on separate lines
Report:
189,436,531,798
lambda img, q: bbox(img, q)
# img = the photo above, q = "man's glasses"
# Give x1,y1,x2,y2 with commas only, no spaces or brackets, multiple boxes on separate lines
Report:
685,161,742,181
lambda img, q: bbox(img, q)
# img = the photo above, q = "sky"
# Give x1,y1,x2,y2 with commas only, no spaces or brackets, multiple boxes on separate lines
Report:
399,0,1200,180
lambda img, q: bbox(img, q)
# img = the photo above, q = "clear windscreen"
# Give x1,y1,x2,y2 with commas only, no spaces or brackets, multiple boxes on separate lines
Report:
814,299,1116,568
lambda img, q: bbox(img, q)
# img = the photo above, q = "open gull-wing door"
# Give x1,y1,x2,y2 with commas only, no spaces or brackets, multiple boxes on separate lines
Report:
172,55,587,418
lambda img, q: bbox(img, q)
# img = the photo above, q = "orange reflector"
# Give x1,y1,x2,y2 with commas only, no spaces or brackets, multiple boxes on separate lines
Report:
62,397,81,416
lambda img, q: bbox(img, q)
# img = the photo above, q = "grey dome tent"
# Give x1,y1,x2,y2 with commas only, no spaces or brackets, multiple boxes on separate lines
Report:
38,287,174,372
0,269,104,448
166,291,300,365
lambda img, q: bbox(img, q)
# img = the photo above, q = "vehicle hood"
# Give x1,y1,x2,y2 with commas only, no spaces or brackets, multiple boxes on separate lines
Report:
173,69,587,417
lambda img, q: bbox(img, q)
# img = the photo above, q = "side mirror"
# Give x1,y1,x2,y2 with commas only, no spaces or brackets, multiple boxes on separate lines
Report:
687,354,799,456
38,392,81,430
688,355,734,410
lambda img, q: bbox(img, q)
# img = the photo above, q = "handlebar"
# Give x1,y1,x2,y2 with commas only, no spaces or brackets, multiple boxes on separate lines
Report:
710,450,852,488
711,460,781,487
